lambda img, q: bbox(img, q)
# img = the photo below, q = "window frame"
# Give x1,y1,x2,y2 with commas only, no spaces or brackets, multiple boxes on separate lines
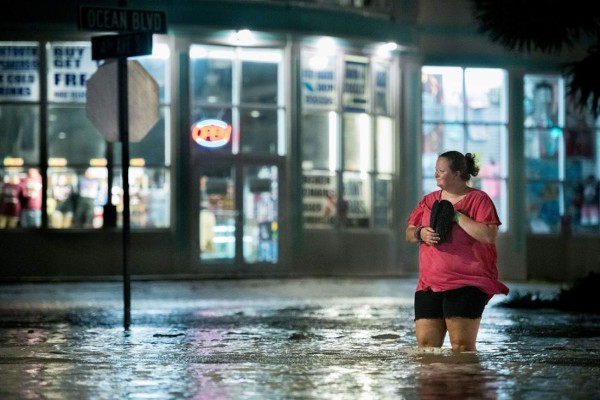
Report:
420,66,509,232
301,48,396,230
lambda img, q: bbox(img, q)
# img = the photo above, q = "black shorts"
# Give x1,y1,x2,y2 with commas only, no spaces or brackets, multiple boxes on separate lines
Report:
414,286,488,320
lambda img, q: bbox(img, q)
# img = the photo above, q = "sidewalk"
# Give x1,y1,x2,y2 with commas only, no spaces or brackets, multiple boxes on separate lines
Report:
0,278,598,399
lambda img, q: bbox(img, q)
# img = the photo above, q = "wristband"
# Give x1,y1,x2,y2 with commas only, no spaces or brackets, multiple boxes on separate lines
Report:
414,226,424,242
454,212,461,223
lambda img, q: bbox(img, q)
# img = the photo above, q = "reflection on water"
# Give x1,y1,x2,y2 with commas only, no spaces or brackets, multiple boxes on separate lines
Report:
0,280,599,399
411,349,498,399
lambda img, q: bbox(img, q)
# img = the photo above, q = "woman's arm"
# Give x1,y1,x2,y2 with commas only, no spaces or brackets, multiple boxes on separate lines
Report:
454,212,498,243
406,224,419,243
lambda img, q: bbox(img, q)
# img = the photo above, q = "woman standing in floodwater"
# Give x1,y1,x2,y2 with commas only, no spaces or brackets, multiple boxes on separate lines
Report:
405,151,509,352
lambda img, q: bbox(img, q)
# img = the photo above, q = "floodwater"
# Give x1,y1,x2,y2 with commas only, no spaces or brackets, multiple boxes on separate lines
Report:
0,278,599,399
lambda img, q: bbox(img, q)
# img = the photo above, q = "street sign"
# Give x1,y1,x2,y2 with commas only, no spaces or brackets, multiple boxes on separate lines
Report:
80,6,166,330
91,32,153,60
78,6,167,34
86,60,160,143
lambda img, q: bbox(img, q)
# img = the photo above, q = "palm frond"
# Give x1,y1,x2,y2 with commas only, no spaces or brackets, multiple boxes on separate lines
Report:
469,0,599,53
564,46,600,118
469,0,600,117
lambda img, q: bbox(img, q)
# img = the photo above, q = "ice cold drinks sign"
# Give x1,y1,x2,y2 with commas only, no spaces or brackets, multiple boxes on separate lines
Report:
0,44,39,101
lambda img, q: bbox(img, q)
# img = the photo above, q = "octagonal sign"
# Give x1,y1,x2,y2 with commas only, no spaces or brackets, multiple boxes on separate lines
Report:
86,60,159,143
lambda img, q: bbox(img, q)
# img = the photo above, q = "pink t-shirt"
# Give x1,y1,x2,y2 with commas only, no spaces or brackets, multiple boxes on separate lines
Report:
407,189,509,298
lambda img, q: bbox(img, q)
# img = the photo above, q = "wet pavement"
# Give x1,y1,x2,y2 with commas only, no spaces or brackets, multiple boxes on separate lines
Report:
0,277,599,399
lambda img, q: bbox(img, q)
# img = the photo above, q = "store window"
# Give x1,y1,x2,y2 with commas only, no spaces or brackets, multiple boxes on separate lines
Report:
113,44,172,229
45,42,172,229
525,74,600,234
190,45,285,156
1,41,171,230
0,42,41,229
301,49,394,229
421,66,508,231
45,42,104,228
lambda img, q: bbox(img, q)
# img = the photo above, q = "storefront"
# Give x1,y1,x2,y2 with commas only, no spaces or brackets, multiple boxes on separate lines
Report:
2,0,600,282
0,4,406,279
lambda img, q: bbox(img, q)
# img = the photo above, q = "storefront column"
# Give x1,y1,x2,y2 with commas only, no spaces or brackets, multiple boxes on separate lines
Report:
505,70,527,279
397,55,423,274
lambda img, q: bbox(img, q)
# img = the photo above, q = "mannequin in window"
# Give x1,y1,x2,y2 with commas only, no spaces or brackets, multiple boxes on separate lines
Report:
0,172,24,229
20,168,43,228
73,168,100,228
51,173,76,228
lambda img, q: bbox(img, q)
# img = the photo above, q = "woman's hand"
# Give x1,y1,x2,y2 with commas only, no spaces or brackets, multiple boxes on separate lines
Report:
406,225,440,245
420,227,440,245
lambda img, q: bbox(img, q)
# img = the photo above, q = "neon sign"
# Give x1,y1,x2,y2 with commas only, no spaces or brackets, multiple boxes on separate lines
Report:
191,119,232,148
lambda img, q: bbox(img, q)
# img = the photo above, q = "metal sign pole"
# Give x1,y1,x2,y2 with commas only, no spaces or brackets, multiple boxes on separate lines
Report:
118,57,131,329
82,0,164,331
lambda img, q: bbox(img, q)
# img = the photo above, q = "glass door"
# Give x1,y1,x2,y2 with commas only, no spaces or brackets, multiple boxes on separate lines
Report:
199,165,236,262
243,165,278,263
197,160,280,267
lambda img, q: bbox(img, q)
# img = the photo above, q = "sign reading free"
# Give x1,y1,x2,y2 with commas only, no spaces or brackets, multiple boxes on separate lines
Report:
78,6,167,34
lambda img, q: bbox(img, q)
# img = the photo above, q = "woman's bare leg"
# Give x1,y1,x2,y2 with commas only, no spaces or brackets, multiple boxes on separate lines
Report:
415,318,447,347
446,317,481,352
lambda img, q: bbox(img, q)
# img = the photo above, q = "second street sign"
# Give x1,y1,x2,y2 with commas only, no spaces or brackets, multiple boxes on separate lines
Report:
79,6,167,34
91,32,153,60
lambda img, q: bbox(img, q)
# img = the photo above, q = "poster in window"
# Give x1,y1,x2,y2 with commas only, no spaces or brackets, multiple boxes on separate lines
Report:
47,43,98,103
302,173,337,227
343,60,368,113
0,43,39,101
343,176,370,228
301,53,336,110
524,78,560,129
374,64,389,115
